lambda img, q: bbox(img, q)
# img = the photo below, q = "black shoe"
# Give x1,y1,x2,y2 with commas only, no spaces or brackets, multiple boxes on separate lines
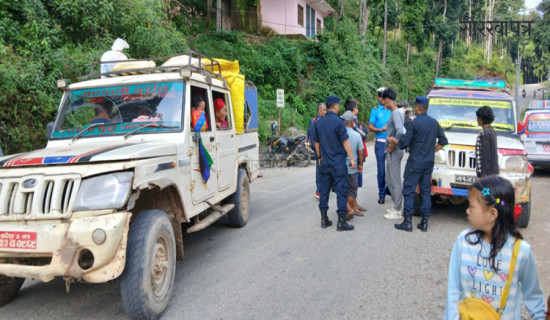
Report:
321,210,332,229
395,214,413,232
337,213,354,231
378,197,385,204
417,215,429,232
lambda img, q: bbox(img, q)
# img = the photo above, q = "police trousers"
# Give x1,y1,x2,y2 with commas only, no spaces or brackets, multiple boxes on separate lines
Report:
318,164,348,215
403,166,433,216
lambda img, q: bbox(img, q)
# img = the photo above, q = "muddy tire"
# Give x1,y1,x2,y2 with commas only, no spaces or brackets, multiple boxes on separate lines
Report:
0,276,24,306
227,168,250,227
120,210,176,320
297,148,310,167
516,198,531,228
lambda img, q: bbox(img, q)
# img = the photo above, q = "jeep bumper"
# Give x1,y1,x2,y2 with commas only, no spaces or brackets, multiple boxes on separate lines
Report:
0,212,131,283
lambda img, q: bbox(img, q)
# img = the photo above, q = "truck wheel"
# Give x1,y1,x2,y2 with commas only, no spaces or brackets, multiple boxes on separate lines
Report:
120,210,176,320
516,199,531,228
227,168,250,227
0,276,24,306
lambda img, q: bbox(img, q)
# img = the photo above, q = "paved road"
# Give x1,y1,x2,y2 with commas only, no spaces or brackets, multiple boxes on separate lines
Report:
2,145,549,319
519,83,549,114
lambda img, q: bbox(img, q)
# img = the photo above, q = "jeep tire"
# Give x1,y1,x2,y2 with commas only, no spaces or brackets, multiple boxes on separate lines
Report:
120,210,176,320
227,168,250,227
0,276,24,306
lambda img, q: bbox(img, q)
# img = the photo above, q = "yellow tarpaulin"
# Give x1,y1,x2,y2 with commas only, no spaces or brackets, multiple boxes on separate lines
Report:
207,59,245,134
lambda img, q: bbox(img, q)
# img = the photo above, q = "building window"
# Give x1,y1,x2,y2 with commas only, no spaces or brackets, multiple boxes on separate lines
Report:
298,5,304,27
317,18,322,33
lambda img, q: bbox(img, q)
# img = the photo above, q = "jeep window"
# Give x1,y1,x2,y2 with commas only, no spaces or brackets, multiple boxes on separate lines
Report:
52,81,184,139
428,98,514,132
527,113,550,132
190,86,211,132
212,90,232,130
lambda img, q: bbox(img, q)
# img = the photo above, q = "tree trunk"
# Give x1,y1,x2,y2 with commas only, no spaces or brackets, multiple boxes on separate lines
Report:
383,0,387,68
372,12,378,36
358,0,363,35
364,1,370,35
467,0,471,51
407,41,410,66
216,0,222,31
340,0,345,16
394,0,398,41
434,0,447,79
206,0,213,28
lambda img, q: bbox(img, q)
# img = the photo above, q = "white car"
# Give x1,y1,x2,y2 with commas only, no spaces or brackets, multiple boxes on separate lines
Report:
518,108,550,167
426,78,533,227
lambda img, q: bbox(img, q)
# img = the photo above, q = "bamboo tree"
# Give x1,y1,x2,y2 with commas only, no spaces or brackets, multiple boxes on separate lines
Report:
383,0,387,68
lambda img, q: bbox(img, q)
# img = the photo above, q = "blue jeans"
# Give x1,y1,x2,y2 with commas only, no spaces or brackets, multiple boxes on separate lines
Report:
403,166,433,216
375,141,387,198
318,164,349,215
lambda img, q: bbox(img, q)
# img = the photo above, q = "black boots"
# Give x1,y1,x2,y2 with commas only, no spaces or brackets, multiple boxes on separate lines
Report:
417,215,429,232
394,214,412,232
378,196,385,204
320,210,332,229
337,213,354,231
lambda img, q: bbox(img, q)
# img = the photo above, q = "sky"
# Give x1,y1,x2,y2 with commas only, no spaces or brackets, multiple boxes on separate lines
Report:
525,0,542,11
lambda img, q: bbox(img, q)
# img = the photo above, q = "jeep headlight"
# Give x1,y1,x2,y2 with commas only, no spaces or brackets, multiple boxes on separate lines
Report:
73,172,133,211
501,155,529,173
434,150,446,164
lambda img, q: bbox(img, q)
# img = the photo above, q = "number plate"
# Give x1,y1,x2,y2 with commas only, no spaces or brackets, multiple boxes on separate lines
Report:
0,231,37,250
543,144,550,153
455,175,477,184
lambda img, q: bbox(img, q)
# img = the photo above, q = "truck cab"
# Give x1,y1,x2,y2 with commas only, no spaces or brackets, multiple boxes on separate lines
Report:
0,51,260,319
427,78,533,227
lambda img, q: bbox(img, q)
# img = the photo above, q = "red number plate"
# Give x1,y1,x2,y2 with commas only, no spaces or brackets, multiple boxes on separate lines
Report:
0,231,37,249
543,144,550,153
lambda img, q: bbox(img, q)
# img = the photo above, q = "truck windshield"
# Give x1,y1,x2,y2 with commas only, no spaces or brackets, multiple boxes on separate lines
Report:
52,81,184,139
527,113,550,132
427,98,514,132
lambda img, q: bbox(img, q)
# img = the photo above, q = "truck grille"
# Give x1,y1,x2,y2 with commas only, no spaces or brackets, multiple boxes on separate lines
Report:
448,150,476,170
0,174,81,220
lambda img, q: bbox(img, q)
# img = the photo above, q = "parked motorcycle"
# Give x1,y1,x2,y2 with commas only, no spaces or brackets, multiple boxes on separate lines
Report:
263,122,310,168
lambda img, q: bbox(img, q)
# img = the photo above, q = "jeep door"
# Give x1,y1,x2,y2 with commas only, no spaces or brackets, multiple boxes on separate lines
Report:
212,89,237,192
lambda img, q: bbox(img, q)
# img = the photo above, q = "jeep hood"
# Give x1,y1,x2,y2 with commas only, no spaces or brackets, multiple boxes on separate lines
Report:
444,131,524,150
0,142,177,167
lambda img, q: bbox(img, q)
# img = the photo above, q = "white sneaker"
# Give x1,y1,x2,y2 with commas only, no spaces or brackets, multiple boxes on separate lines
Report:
384,210,403,220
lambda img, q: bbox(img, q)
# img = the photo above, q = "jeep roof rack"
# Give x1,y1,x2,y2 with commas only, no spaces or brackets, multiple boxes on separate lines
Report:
77,50,227,87
431,78,510,93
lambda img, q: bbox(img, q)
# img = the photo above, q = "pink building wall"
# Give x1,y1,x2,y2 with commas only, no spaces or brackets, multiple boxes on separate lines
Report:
261,0,331,37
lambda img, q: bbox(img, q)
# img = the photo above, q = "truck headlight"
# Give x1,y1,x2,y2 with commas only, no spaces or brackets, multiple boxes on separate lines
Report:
501,156,529,173
73,172,133,211
434,150,446,164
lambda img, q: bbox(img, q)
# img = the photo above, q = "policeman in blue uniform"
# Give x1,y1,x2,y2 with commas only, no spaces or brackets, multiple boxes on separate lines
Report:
387,96,448,232
314,95,356,231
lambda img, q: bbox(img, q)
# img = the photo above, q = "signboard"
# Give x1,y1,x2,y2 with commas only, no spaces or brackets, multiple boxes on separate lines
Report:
529,100,550,109
276,89,284,108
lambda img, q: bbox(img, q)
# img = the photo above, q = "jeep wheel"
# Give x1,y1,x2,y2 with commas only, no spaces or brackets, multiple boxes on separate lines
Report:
516,198,531,228
0,276,24,306
227,168,250,227
120,210,176,320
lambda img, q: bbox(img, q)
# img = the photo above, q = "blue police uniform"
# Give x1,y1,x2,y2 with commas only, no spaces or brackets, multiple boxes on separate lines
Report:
308,115,322,194
396,104,448,231
369,104,392,199
314,110,349,216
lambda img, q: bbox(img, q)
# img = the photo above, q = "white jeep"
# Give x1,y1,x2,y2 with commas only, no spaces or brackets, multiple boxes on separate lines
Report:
426,78,533,227
0,51,260,319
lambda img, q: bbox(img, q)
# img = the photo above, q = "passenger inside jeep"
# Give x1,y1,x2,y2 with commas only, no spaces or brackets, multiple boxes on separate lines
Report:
132,106,163,123
90,101,114,124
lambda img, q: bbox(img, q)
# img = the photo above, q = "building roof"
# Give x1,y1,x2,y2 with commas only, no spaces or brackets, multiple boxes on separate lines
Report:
308,0,336,15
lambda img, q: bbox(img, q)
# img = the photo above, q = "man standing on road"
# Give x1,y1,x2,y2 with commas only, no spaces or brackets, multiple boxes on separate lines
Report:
307,102,327,199
344,98,368,212
382,88,405,220
342,111,365,219
369,87,392,204
314,95,356,231
388,96,448,232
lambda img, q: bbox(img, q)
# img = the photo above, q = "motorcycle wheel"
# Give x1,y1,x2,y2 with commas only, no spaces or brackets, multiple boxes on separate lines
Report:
296,148,310,167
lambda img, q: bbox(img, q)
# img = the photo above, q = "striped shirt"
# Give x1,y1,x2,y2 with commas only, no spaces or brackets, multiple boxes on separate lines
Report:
444,229,546,320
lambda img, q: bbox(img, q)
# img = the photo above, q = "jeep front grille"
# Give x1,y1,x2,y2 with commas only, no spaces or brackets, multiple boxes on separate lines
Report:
0,175,81,220
447,150,476,170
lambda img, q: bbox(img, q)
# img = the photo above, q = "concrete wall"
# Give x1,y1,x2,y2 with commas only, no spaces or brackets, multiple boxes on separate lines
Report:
260,0,327,37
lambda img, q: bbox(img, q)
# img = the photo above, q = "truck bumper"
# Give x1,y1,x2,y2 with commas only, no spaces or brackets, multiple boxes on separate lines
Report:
0,212,131,283
527,154,550,167
431,166,531,203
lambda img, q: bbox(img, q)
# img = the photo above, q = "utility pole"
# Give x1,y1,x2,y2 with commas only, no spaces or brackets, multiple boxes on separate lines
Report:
515,55,522,123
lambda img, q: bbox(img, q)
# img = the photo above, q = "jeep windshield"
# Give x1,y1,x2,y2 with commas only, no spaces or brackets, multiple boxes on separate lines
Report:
427,97,514,133
52,81,184,139
526,112,550,133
